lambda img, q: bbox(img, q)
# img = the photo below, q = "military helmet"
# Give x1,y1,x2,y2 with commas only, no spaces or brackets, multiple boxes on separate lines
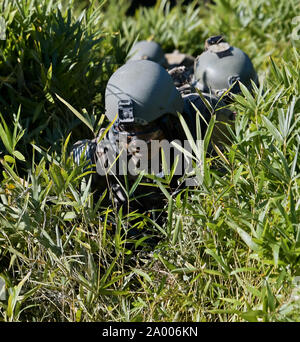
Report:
126,40,167,67
105,59,183,125
193,36,258,97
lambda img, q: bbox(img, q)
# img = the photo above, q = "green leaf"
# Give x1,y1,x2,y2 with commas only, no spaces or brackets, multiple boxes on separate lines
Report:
266,281,277,312
205,249,230,274
4,155,15,164
227,219,260,252
172,215,182,245
129,171,144,197
63,211,77,221
7,272,31,321
240,310,264,322
56,93,94,133
13,150,25,162
262,116,283,144
0,122,13,154
131,268,153,284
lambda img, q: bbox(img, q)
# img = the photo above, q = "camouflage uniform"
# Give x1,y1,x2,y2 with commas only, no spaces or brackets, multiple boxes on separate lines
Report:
72,40,241,217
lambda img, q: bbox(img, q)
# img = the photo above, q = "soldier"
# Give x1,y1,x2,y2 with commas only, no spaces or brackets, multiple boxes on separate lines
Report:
126,39,195,70
72,59,233,220
126,40,195,94
126,37,258,101
193,35,259,101
126,40,168,67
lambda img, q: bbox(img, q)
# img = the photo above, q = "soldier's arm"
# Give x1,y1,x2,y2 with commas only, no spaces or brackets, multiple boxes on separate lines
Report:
72,138,109,197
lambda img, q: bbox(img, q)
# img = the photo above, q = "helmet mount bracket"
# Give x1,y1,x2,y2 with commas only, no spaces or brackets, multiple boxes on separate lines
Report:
118,99,134,124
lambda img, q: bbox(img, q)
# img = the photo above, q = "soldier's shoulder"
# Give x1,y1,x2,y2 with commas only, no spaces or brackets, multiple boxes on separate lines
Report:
181,92,217,124
182,92,203,108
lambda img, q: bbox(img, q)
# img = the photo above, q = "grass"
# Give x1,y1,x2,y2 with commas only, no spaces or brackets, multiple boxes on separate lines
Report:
0,0,300,322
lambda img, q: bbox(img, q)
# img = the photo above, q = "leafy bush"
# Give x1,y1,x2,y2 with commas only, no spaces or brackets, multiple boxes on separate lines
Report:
0,0,111,158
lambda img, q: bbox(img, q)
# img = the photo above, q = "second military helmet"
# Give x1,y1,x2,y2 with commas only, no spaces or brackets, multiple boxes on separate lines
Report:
105,60,183,125
126,40,167,67
193,36,258,97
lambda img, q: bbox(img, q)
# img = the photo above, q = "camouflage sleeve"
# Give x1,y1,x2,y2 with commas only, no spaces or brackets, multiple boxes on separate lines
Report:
72,139,97,166
72,137,112,202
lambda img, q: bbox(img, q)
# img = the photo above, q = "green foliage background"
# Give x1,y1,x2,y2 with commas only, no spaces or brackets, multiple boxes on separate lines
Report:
0,0,300,322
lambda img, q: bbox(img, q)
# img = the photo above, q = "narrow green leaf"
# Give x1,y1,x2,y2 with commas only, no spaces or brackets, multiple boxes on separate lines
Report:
56,93,94,133
262,116,283,144
131,268,153,284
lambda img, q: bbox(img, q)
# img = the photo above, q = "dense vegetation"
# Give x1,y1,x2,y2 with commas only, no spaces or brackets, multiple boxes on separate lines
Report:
0,0,300,322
